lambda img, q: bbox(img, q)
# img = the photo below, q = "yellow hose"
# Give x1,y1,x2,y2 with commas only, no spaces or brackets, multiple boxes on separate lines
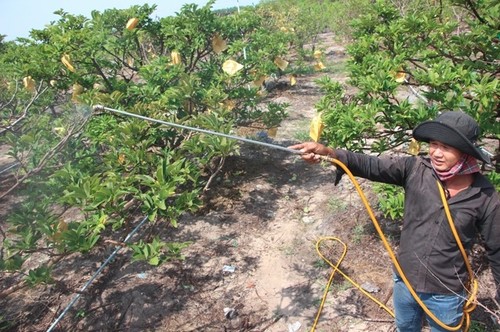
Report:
310,156,477,332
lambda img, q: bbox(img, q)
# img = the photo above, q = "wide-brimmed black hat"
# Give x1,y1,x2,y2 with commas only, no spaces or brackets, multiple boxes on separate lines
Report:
413,111,490,163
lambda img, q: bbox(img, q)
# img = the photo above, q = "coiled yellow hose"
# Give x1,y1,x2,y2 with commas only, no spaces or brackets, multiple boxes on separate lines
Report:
310,156,477,332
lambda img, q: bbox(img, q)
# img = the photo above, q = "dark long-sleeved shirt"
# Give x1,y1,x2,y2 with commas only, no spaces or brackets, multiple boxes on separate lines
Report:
334,149,500,295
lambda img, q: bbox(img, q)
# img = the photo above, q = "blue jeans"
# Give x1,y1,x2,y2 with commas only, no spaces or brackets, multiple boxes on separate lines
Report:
393,274,465,332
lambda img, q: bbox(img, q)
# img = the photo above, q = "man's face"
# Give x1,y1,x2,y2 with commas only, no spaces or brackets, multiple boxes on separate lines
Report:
429,140,463,171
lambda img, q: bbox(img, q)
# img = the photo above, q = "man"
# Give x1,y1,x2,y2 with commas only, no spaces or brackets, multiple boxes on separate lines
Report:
289,111,500,331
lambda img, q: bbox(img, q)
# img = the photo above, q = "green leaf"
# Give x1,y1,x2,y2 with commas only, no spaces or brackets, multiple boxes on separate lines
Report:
148,256,160,266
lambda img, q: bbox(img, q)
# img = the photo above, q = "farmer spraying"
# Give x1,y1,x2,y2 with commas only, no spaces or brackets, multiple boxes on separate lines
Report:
93,104,498,331
289,111,500,332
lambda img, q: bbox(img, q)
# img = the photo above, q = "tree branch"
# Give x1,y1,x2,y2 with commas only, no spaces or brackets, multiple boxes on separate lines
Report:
464,0,489,27
203,156,226,192
0,114,90,200
0,85,49,136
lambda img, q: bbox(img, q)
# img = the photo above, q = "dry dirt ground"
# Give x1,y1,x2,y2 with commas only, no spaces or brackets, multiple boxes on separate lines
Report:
1,33,499,332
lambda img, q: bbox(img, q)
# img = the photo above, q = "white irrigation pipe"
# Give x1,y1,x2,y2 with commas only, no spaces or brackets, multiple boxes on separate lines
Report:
0,162,20,175
407,82,429,104
236,0,248,60
46,215,149,332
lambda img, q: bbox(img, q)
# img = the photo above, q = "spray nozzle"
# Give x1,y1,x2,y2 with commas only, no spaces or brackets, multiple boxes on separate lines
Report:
92,104,105,112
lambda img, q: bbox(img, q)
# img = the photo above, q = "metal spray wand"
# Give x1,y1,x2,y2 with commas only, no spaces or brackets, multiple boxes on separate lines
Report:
92,105,303,155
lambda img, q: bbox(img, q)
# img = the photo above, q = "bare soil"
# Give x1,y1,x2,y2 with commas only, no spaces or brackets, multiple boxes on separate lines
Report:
1,33,499,332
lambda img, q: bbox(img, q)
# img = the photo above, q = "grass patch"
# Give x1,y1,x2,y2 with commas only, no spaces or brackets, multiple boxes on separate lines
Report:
327,197,348,212
351,223,365,244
